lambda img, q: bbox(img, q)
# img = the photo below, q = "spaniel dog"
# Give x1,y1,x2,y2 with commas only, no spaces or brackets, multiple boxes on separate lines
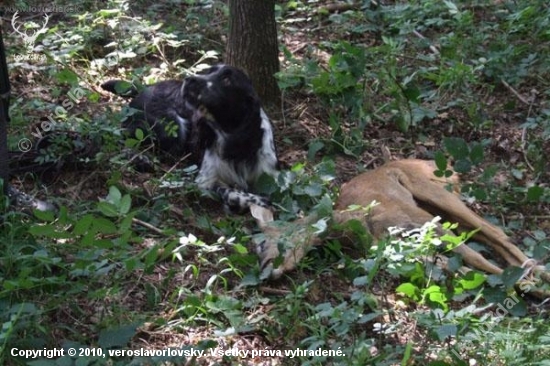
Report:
102,65,279,212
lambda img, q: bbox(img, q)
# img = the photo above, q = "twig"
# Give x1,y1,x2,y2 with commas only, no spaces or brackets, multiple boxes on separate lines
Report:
126,144,155,166
533,297,550,308
258,286,291,295
160,153,192,181
500,79,530,105
412,30,440,56
132,217,166,235
520,125,535,172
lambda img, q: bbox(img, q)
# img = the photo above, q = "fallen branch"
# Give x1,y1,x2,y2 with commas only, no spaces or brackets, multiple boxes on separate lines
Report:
259,286,291,295
160,152,192,181
412,30,440,56
501,78,531,105
132,217,166,235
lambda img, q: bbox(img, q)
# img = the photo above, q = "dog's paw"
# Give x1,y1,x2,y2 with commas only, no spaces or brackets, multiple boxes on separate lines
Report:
214,186,271,214
7,186,56,213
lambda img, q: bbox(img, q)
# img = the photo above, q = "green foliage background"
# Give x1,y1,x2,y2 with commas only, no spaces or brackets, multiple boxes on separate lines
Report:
1,0,549,365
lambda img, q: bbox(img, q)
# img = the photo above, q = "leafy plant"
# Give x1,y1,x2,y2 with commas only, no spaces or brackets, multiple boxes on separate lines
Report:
3,0,550,364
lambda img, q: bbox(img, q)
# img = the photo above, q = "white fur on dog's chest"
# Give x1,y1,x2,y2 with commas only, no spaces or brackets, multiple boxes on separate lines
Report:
195,109,278,190
196,150,247,189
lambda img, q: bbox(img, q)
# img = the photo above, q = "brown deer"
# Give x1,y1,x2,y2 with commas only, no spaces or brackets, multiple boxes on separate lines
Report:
252,159,550,292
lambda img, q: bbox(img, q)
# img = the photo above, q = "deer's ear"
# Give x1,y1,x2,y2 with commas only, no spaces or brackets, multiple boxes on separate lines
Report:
250,204,274,227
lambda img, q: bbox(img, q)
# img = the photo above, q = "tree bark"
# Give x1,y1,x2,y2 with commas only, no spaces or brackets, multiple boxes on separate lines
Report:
0,25,10,195
226,0,281,115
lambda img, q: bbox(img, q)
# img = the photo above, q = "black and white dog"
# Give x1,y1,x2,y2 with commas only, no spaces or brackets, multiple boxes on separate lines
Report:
102,65,279,212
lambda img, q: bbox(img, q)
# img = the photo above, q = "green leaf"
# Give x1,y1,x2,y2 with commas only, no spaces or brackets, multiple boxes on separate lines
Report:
88,91,101,103
207,295,241,312
308,140,325,160
395,114,411,133
112,80,135,96
526,186,544,202
125,138,139,148
81,231,95,246
444,137,469,160
73,214,94,235
125,257,138,271
54,69,79,86
434,151,448,172
506,297,527,317
107,186,122,205
457,271,485,290
240,273,260,286
303,183,323,197
118,214,135,232
94,240,115,250
232,243,248,254
314,194,334,217
402,342,413,365
291,162,306,172
253,173,278,195
403,85,420,103
135,128,145,140
28,224,72,239
92,217,117,234
435,324,457,341
453,159,471,174
396,282,419,299
119,194,132,215
471,187,487,200
501,266,525,288
485,274,503,287
533,239,550,259
488,291,527,317
353,276,369,287
286,1,299,11
446,255,462,272
469,143,484,164
444,0,459,14
98,324,139,348
339,218,369,240
33,209,55,222
97,8,122,17
424,285,448,309
97,201,118,218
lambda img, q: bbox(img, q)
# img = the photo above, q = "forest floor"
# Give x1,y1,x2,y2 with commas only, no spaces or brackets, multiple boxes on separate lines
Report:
4,0,550,365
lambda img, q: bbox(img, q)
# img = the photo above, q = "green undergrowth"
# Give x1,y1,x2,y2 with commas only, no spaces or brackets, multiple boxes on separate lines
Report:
1,0,550,365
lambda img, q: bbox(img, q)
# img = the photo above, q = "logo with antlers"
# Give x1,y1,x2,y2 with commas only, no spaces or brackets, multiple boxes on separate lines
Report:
11,12,50,54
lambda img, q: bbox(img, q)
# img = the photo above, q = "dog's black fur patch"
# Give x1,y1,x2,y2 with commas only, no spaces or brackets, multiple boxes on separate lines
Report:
102,65,279,212
101,79,195,157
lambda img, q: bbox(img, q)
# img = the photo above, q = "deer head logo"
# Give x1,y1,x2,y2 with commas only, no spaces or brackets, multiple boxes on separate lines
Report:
11,12,50,54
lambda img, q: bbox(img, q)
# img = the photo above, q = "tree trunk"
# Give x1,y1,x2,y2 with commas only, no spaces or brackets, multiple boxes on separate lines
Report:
226,0,281,115
0,25,10,195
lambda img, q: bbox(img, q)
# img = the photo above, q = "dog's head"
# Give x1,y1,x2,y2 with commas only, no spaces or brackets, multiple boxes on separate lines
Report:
183,65,260,132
